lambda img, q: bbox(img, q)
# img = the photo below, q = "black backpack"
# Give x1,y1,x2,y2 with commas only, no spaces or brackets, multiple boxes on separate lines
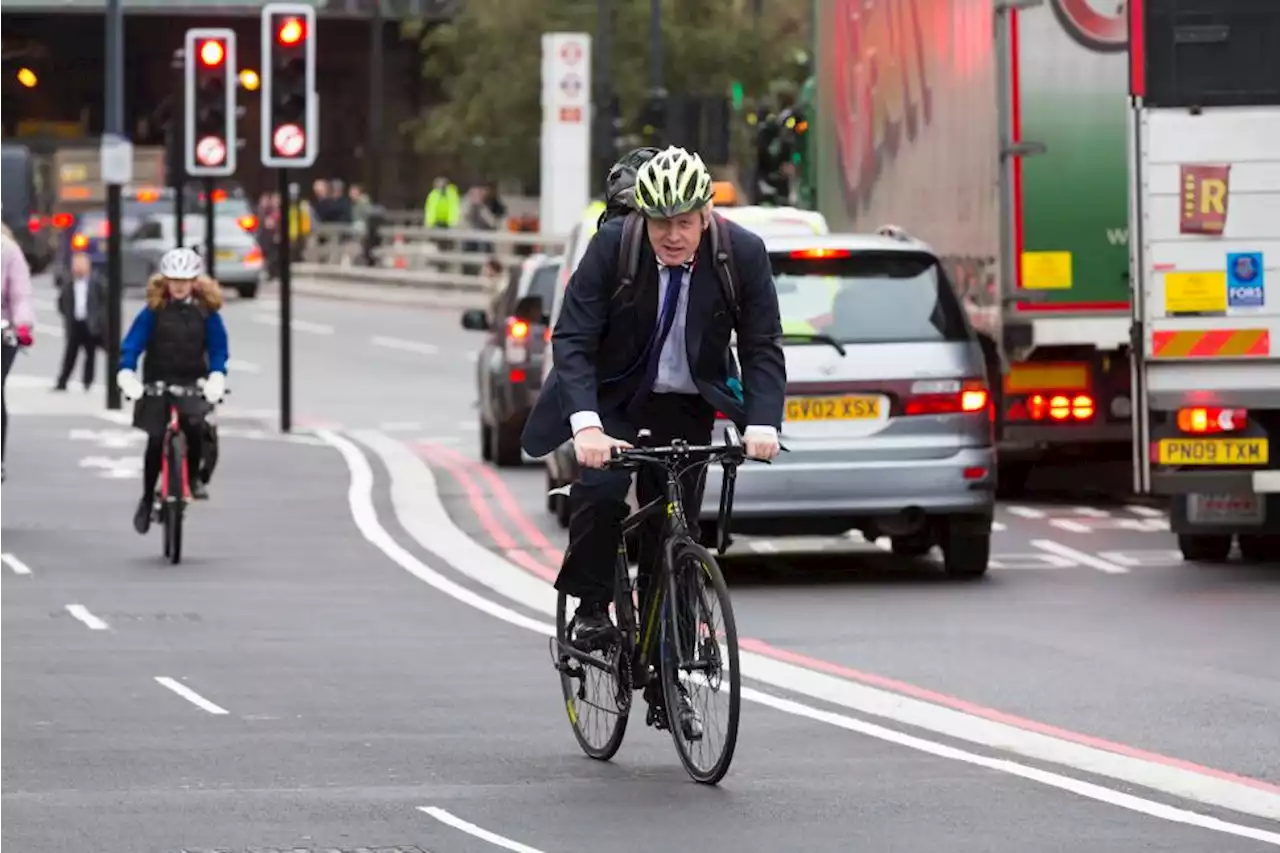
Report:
613,210,742,327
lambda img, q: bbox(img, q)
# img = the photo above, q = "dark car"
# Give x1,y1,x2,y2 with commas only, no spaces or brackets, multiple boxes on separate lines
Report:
1,143,54,272
462,254,560,466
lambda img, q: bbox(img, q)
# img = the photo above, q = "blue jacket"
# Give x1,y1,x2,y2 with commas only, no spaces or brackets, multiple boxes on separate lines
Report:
119,305,229,374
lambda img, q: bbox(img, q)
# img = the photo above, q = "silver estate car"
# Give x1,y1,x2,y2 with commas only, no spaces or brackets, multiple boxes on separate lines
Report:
701,230,996,577
125,215,264,298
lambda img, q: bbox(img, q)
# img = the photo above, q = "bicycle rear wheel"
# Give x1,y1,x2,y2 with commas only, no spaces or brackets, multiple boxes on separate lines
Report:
554,574,631,760
660,541,740,785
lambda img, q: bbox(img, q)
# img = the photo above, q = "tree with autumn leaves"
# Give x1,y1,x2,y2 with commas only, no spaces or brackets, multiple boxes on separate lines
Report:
404,0,809,188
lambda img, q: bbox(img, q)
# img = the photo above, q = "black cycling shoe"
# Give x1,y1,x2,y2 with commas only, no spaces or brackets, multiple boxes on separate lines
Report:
570,599,615,649
190,480,209,500
133,496,152,534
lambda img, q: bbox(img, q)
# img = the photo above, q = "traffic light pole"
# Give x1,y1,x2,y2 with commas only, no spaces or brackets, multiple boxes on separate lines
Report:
278,168,293,433
170,48,187,248
104,0,124,411
203,176,216,280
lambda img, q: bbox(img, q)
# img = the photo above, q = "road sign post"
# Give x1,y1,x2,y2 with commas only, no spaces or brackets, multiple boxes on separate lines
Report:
261,2,318,433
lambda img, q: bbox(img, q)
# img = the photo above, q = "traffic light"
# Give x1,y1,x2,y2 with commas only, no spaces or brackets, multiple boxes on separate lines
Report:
261,3,317,168
184,28,237,176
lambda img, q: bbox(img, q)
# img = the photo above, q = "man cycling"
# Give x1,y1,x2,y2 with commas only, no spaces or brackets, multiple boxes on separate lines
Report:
522,145,786,649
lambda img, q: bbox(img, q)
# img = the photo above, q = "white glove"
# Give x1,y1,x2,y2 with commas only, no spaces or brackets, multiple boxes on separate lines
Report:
203,371,226,404
117,369,143,401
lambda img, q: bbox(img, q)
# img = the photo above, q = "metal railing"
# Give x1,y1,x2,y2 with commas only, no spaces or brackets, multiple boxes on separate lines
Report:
293,216,566,293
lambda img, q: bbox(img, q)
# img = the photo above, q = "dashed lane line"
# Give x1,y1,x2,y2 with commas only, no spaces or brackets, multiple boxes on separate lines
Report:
2,553,34,575
419,807,547,853
65,604,109,630
153,676,229,715
1032,539,1130,574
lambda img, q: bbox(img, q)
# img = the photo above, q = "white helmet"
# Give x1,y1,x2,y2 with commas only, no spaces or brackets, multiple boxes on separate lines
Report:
633,146,714,219
159,246,204,280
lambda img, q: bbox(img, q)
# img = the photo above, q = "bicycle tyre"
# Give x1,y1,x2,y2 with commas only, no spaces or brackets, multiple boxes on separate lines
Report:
555,583,630,761
660,540,741,785
165,432,186,565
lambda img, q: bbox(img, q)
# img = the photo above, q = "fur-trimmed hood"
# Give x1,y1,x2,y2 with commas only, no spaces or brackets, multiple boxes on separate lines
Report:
145,274,223,313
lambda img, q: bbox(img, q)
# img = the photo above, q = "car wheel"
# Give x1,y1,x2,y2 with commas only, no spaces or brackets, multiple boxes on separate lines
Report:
942,530,990,578
891,535,933,558
236,282,259,299
1178,534,1233,563
480,422,493,462
1238,534,1280,563
491,418,524,467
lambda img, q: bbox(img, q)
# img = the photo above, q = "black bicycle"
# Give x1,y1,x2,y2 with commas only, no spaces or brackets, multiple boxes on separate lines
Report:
550,423,763,784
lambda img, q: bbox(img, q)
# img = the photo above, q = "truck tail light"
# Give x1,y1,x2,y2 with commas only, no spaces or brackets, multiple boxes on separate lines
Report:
903,379,989,416
1026,393,1095,421
1176,407,1246,434
27,214,43,234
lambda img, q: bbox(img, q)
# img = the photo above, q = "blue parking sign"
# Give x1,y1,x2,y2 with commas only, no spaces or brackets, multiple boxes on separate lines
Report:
1226,252,1265,308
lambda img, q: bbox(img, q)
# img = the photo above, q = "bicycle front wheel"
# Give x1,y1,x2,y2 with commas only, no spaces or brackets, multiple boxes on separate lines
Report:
555,589,630,761
660,541,740,785
164,434,186,565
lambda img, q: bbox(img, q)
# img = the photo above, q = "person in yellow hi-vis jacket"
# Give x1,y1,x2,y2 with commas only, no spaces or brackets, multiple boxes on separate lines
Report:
423,177,461,228
287,183,313,262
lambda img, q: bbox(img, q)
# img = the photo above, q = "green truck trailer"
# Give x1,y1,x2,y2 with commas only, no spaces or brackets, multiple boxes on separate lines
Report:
802,0,1134,489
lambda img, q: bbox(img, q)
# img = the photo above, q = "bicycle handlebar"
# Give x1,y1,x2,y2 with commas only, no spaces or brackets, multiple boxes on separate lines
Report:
140,381,232,399
605,423,766,469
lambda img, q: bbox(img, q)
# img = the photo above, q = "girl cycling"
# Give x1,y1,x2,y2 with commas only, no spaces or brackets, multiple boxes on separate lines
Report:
117,247,229,534
0,222,36,481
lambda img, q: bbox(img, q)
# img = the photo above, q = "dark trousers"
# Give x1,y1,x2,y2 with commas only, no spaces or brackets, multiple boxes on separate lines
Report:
557,393,716,603
142,418,203,498
56,319,97,389
1,343,16,461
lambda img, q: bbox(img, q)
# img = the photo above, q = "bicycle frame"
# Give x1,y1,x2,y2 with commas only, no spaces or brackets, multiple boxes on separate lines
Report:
159,400,191,503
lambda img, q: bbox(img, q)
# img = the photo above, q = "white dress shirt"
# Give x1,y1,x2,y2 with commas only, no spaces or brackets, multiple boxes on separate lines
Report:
72,277,89,322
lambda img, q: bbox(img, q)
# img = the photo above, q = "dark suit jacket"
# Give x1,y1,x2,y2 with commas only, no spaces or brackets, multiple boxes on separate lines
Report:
57,271,108,340
521,215,786,458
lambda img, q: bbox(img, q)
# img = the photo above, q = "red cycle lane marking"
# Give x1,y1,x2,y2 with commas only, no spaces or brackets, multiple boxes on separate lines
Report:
505,547,557,583
422,446,1280,793
418,445,517,551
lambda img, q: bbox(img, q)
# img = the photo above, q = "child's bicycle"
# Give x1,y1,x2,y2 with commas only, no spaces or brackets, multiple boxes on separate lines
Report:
140,380,228,564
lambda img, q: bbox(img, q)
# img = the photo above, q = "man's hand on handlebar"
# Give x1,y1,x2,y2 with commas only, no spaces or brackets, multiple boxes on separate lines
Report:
573,427,633,469
744,432,780,462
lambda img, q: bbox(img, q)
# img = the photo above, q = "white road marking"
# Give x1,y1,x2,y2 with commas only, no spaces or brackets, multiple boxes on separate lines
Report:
744,687,1280,847
318,429,1280,831
153,677,229,715
1127,504,1167,518
226,358,261,373
65,604,108,630
1006,505,1045,519
371,335,439,356
1099,549,1185,567
1049,518,1094,534
991,521,1008,532
1032,539,1130,574
413,434,463,445
1072,506,1112,517
419,807,547,853
748,540,779,554
78,455,141,479
251,315,334,335
2,553,33,575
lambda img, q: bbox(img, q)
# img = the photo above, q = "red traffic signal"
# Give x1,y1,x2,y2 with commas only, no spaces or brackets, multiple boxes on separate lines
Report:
199,39,226,67
277,17,305,45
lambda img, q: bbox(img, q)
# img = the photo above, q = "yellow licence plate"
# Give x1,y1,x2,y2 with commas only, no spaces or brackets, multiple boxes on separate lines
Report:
785,395,882,421
1157,438,1268,466
216,249,236,261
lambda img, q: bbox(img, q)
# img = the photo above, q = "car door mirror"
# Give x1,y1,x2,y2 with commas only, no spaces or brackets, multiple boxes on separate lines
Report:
461,308,490,331
513,294,544,324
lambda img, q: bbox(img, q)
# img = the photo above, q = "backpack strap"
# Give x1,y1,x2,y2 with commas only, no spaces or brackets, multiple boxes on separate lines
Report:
709,212,741,326
613,211,645,300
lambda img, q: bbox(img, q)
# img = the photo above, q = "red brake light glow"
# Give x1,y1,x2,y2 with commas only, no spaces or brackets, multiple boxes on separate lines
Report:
1025,393,1095,421
51,213,74,229
508,319,530,339
27,214,42,233
1177,407,1246,434
904,380,989,416
788,248,852,260
70,233,89,251
238,214,259,232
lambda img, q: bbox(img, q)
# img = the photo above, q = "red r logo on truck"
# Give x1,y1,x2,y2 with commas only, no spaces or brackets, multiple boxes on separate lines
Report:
1051,0,1128,53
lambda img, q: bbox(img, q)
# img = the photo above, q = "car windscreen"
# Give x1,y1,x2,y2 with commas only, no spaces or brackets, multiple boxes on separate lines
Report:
768,250,970,343
527,264,560,308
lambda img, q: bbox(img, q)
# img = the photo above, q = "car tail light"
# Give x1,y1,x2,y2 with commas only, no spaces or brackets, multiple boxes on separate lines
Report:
27,214,42,233
238,214,259,232
903,379,989,416
70,233,89,251
504,317,530,364
135,188,160,202
1177,407,1246,434
244,246,263,265
1026,393,1094,421
788,248,852,260
51,212,73,229
509,367,527,383
212,189,228,203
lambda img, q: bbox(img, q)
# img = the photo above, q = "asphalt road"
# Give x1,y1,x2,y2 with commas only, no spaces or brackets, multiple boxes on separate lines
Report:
4,275,1279,852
